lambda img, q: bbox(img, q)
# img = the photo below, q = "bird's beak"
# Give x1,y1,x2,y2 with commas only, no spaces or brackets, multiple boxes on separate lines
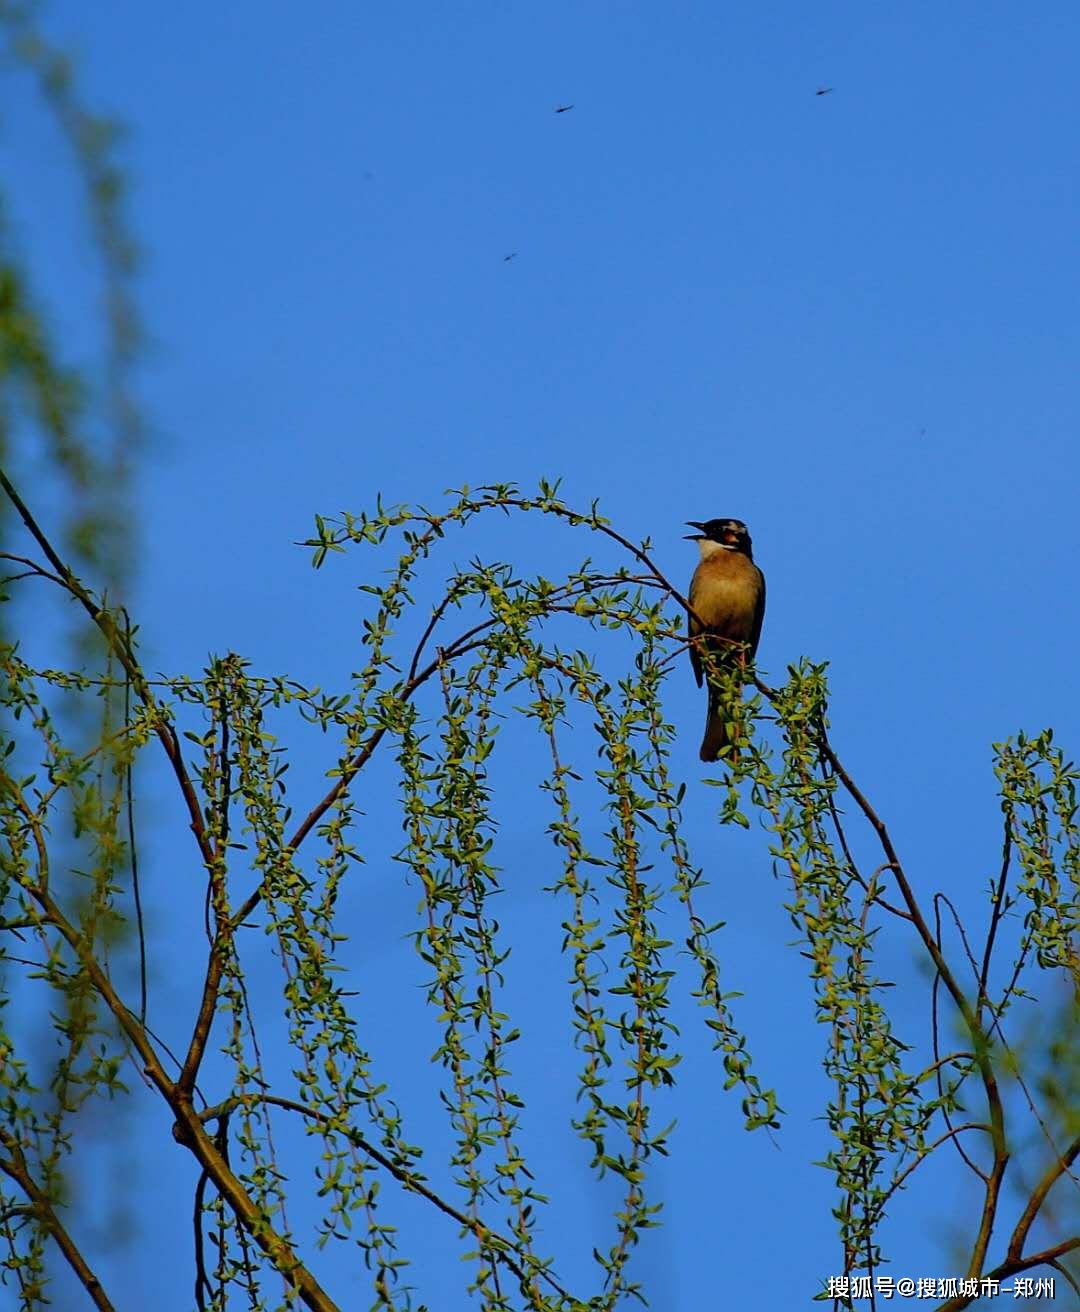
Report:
684,521,705,540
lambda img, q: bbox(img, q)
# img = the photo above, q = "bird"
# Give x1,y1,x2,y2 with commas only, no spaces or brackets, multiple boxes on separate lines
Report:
815,86,834,96
685,518,766,763
554,103,575,113
503,252,518,262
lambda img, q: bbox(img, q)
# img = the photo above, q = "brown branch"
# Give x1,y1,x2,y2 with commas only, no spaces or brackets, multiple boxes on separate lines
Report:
1008,1132,1080,1261
176,671,237,1098
0,551,66,588
800,719,1011,1271
822,753,912,923
177,940,228,1097
930,966,987,1182
812,730,983,1033
936,1236,1080,1312
977,820,1012,1020
986,1025,1080,1200
203,1093,575,1305
406,580,469,684
234,506,703,937
0,469,213,868
289,623,492,848
917,1052,976,1081
295,565,626,867
498,494,694,614
996,1235,1080,1281
1048,1255,1080,1300
740,673,1014,1279
0,1128,116,1312
930,899,987,1184
968,1153,1010,1276
226,628,496,935
934,893,982,984
873,1123,993,1219
2,768,340,1312
1,769,51,893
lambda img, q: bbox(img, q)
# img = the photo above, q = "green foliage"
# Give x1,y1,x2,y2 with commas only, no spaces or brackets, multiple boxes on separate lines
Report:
0,0,141,587
0,478,1077,1311
0,13,143,1300
995,731,1080,989
1,14,1075,1311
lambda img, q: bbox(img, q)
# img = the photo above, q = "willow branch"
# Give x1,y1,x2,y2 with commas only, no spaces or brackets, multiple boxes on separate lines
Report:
872,1124,993,1222
202,1093,575,1305
745,663,1011,1275
0,469,213,868
0,1130,116,1312
1008,1133,1080,1262
2,770,340,1312
936,1237,1080,1312
977,821,1012,1019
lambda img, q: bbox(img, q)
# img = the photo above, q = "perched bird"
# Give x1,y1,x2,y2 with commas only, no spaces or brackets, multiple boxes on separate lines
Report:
685,518,766,762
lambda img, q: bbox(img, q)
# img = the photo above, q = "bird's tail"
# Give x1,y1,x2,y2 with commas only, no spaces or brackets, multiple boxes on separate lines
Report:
700,692,737,763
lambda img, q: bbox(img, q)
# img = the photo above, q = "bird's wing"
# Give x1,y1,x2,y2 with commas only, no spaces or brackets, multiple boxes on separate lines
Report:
688,575,704,687
749,566,766,657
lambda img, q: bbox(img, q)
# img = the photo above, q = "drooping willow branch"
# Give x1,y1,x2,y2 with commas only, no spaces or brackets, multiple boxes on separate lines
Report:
2,473,1077,1312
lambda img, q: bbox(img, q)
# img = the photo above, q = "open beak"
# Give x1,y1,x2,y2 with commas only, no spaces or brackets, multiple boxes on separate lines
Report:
684,520,705,540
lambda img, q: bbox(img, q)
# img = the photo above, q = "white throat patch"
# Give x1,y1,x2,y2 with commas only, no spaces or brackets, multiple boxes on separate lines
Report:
697,539,737,561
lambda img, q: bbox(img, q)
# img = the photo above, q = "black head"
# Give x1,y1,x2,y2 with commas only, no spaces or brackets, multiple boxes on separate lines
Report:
684,518,753,556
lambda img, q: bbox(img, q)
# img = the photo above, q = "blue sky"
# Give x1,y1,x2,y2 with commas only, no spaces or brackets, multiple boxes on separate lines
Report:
6,1,1080,1307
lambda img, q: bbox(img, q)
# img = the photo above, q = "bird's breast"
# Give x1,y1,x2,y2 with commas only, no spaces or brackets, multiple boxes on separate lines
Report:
689,555,762,639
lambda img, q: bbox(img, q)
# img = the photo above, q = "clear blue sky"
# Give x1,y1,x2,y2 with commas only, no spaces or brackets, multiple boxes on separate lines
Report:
7,1,1079,1307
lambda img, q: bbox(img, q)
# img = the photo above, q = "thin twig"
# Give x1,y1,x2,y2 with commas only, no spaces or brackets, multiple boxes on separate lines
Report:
1,770,340,1312
931,898,988,1183
977,821,1012,1018
933,894,982,984
120,607,148,1026
872,1123,993,1219
0,470,213,868
200,1093,577,1305
799,715,1010,1277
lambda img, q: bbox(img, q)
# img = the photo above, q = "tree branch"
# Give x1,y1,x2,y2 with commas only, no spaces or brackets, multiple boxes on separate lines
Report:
0,468,213,868
1,768,341,1312
200,1092,575,1305
936,1236,1080,1312
0,1129,116,1312
977,819,1012,1020
1008,1132,1080,1262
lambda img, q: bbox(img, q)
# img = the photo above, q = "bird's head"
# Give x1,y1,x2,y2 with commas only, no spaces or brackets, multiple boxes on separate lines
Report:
685,518,753,555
